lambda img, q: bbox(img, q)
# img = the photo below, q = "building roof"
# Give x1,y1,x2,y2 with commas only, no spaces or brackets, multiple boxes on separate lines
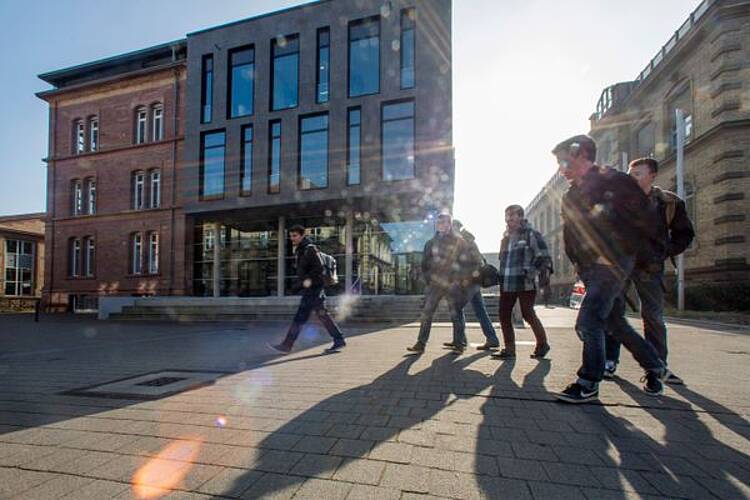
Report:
0,212,46,223
38,39,186,89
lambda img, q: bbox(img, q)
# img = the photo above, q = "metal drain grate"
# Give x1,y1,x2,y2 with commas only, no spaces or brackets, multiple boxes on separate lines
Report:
135,377,188,387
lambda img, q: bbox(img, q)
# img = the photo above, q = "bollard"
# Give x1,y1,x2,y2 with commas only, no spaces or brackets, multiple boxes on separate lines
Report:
34,299,40,322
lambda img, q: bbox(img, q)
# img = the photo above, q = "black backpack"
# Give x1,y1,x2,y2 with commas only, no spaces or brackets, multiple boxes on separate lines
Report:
317,250,339,287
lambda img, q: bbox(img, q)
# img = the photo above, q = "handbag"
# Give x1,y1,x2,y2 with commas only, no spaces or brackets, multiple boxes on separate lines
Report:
479,263,500,288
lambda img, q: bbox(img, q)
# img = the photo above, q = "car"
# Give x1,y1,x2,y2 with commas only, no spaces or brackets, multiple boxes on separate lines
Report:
569,280,585,309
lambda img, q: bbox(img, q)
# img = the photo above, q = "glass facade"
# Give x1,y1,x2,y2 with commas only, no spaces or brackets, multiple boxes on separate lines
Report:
201,131,226,198
271,35,299,110
191,214,436,297
201,55,213,123
268,121,281,194
299,114,329,190
347,108,361,185
316,28,330,103
228,46,254,118
4,240,34,296
401,9,415,89
241,125,253,195
349,17,380,97
382,100,415,181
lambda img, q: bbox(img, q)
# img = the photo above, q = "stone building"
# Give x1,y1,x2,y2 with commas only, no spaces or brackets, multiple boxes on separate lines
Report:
527,0,750,307
37,0,453,308
0,213,45,306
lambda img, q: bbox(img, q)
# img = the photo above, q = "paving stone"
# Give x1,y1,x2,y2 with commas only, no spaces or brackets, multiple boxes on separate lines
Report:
239,472,303,499
541,462,602,487
294,478,352,500
512,442,558,462
329,438,374,458
196,467,264,497
379,463,430,493
427,469,482,500
551,445,605,465
586,466,659,495
527,481,587,500
326,424,365,439
345,484,401,500
496,457,549,481
359,426,398,442
253,450,305,474
16,473,95,499
87,454,145,481
0,468,57,497
641,471,719,499
292,435,338,454
369,442,414,463
290,453,343,479
60,479,130,499
332,458,385,485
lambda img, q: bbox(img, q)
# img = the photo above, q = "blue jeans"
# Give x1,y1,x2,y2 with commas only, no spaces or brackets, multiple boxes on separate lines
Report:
605,269,668,365
417,284,476,347
575,260,663,386
282,287,344,348
468,290,499,344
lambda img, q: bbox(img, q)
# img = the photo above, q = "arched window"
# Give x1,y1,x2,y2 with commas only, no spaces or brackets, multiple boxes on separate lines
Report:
151,104,163,141
132,171,145,210
73,119,85,154
88,116,98,152
135,107,147,144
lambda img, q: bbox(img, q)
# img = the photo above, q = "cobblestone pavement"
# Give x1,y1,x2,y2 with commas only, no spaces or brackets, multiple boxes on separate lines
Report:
0,307,748,499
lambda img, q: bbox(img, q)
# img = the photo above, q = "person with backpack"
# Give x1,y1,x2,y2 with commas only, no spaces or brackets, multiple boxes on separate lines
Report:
443,220,501,351
493,205,552,360
552,135,668,403
604,157,695,383
407,212,481,354
270,225,345,354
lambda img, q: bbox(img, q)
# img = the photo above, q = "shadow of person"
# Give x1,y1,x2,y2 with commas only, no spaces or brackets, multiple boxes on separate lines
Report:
670,383,750,442
610,378,749,499
225,352,493,498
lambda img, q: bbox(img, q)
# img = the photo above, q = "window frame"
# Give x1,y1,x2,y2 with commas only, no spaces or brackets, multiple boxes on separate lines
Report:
70,237,81,277
227,45,255,119
316,27,331,104
347,107,362,186
4,239,34,296
240,125,254,196
380,99,416,182
268,120,282,194
73,119,85,155
298,112,330,190
151,104,164,142
135,107,147,144
270,34,300,111
88,116,99,152
130,232,143,275
83,236,95,277
201,54,214,124
72,179,83,216
348,16,381,98
150,169,161,208
147,231,159,274
400,8,416,89
86,177,96,215
133,171,146,210
199,130,227,200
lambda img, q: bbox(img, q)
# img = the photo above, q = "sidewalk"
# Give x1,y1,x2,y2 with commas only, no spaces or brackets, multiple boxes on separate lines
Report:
0,308,748,499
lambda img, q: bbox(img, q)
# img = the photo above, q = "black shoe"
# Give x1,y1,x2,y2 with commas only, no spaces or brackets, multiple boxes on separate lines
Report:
442,342,456,348
407,343,425,353
642,370,666,396
451,345,466,354
269,343,292,354
530,344,550,359
491,349,516,359
324,340,346,354
603,361,617,380
555,383,599,404
476,342,500,351
664,370,683,385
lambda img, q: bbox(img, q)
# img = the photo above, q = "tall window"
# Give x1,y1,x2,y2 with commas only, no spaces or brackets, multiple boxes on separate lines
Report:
200,131,226,199
133,171,145,209
271,35,299,111
83,236,95,277
400,9,415,89
228,46,255,118
135,107,147,144
148,232,159,274
72,180,83,216
70,238,81,277
268,121,281,194
88,116,99,152
382,100,415,181
316,28,330,103
152,104,163,141
636,122,655,158
74,120,85,154
131,233,143,274
299,114,329,190
86,178,96,215
669,87,692,151
150,170,161,208
240,125,253,195
201,55,214,124
4,240,34,296
347,108,361,185
349,17,380,97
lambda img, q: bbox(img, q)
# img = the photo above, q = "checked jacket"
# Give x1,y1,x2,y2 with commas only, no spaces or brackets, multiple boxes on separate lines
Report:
498,222,552,293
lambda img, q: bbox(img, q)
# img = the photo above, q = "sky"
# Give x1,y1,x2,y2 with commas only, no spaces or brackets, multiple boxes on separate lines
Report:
0,0,699,252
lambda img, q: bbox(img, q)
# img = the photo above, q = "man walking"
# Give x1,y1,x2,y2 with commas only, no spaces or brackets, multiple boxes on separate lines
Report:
493,205,552,359
444,220,501,351
270,225,346,354
552,135,667,403
407,213,480,354
604,157,695,383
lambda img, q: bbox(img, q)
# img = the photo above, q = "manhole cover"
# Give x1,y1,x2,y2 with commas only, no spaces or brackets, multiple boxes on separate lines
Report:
61,370,230,400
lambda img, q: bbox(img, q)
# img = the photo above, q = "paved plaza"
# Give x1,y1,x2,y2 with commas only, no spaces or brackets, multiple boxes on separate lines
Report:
0,307,748,499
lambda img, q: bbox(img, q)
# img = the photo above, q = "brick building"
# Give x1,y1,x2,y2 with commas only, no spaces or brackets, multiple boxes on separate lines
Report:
0,213,45,306
526,0,750,307
37,0,453,308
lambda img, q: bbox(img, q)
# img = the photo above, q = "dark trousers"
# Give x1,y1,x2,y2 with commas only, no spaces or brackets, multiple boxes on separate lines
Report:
576,261,663,386
281,288,344,348
417,284,475,347
499,290,548,351
605,269,668,366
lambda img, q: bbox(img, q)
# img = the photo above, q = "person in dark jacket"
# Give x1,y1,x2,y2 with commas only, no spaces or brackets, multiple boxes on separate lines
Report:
442,220,501,351
604,157,695,384
552,135,667,403
493,205,551,360
270,225,345,354
407,213,481,354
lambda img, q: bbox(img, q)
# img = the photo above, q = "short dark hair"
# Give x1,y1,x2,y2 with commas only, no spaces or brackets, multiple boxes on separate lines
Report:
505,205,524,217
289,224,306,236
552,134,597,162
629,157,658,174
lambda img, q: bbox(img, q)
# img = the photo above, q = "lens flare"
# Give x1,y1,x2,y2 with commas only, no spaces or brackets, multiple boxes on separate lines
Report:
216,416,227,427
131,438,203,499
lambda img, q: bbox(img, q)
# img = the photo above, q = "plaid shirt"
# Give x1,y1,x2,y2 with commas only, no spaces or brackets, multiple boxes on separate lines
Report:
498,223,552,292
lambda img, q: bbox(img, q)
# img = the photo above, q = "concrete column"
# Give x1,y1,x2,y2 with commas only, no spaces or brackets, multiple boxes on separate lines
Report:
212,222,221,297
345,210,354,293
277,216,285,297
